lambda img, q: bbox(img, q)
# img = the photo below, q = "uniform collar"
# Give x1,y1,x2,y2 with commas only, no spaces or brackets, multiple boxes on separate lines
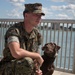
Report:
21,22,36,39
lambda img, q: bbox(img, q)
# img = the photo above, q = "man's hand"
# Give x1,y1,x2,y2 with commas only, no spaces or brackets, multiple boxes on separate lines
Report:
36,55,44,67
34,59,43,75
35,69,43,75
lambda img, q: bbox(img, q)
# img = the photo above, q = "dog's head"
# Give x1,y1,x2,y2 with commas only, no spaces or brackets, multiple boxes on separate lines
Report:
42,42,60,57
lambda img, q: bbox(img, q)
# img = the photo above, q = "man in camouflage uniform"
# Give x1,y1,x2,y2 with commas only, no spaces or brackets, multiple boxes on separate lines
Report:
0,3,45,75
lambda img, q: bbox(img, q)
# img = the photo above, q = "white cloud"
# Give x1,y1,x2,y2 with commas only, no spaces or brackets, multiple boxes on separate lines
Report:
8,0,25,7
51,4,75,11
6,0,75,19
10,0,18,2
13,2,22,7
45,3,75,19
66,0,75,4
71,10,75,18
52,0,64,2
43,7,53,15
42,7,54,19
51,6,62,10
56,13,69,19
7,9,23,18
56,13,74,19
9,0,25,3
52,0,75,4
19,0,25,2
7,0,25,18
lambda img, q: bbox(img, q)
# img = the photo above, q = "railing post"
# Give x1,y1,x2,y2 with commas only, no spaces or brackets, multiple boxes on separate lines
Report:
73,34,75,74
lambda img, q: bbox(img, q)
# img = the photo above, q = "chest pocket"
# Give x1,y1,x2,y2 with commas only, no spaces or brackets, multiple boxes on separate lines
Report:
29,38,39,52
23,36,39,52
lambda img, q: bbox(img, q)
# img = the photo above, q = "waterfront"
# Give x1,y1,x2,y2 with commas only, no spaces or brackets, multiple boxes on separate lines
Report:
0,27,75,72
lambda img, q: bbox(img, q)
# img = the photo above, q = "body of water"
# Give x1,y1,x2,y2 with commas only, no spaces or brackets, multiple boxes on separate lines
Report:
40,29,75,70
0,28,75,70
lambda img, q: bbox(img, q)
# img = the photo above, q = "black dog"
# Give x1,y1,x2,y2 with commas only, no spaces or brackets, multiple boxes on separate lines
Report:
40,42,60,75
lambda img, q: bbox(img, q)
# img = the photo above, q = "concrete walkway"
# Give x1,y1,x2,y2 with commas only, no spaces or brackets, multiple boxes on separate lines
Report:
53,70,75,75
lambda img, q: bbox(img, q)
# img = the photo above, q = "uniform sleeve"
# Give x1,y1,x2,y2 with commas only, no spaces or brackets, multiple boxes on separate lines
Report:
5,26,20,44
7,36,19,44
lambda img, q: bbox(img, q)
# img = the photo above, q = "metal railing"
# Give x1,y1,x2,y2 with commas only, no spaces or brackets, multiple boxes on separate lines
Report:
0,19,75,74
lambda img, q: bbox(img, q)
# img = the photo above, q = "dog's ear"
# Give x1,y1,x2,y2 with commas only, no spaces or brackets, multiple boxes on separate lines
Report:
53,43,56,46
42,43,48,51
42,44,46,51
42,46,45,51
56,45,60,50
53,43,60,50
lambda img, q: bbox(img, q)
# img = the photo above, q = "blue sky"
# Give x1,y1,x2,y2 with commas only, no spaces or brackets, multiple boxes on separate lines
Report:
0,0,75,19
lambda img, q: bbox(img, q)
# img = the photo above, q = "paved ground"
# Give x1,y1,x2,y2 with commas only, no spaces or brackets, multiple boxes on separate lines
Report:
53,70,75,75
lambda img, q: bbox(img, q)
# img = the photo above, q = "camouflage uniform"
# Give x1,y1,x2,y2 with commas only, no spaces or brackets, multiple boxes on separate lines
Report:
0,22,42,75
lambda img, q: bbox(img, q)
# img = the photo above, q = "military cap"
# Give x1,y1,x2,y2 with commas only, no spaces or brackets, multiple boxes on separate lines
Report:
23,3,45,16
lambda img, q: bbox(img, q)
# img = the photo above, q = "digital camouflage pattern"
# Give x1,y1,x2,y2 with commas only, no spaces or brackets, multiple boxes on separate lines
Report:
0,57,34,75
23,3,45,16
0,22,42,75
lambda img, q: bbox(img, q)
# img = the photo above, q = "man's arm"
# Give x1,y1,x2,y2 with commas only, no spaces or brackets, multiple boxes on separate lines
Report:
8,40,43,66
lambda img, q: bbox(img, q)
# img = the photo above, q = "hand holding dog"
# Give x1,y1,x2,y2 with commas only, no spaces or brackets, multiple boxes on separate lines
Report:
34,59,43,75
35,69,43,75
